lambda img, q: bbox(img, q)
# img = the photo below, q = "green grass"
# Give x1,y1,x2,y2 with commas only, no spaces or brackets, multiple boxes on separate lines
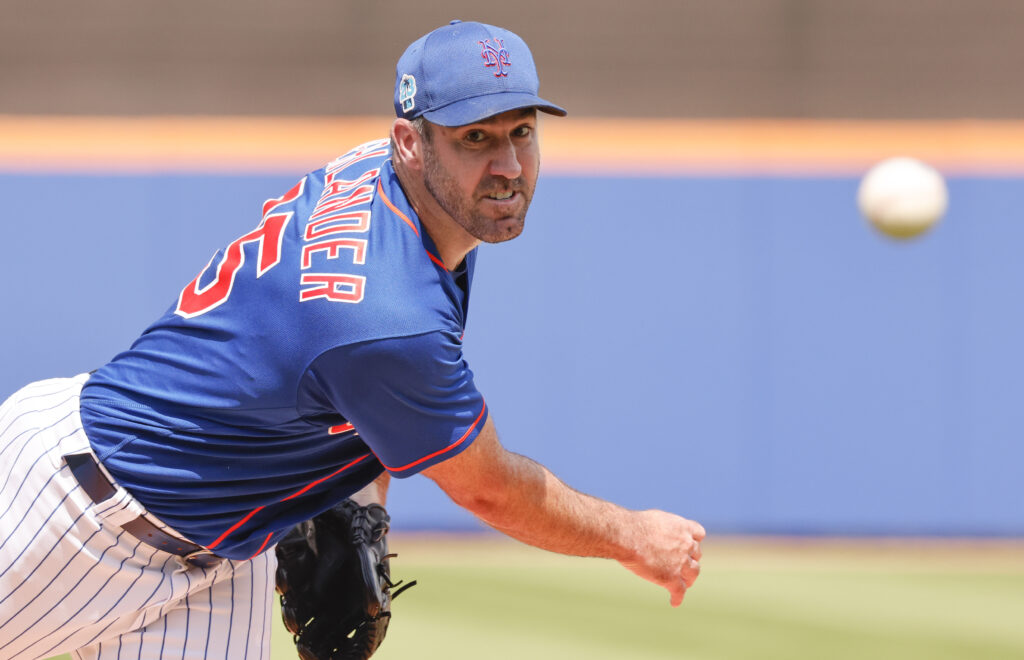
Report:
371,536,1024,660
48,535,1024,659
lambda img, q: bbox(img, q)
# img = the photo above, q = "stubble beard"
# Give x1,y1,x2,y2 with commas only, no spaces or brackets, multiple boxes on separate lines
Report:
421,141,535,244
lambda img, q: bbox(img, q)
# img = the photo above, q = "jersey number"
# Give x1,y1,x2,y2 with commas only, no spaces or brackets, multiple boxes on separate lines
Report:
175,179,306,319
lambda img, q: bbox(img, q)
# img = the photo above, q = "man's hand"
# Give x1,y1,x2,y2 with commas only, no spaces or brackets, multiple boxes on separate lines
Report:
618,510,705,607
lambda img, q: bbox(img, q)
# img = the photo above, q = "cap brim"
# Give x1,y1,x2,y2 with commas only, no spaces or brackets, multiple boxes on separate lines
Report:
422,92,567,127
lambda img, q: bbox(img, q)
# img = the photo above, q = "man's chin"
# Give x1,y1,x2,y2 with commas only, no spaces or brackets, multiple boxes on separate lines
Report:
477,216,525,244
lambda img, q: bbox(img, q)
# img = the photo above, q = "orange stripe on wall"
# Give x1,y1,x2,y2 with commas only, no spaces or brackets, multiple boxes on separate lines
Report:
0,116,391,174
542,119,1024,175
2,116,1024,175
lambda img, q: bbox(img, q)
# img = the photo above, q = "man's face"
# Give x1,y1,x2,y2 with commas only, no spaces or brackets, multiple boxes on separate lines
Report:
420,108,540,244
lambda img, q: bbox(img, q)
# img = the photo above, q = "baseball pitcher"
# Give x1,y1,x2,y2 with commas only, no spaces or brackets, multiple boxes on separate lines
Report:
0,20,704,660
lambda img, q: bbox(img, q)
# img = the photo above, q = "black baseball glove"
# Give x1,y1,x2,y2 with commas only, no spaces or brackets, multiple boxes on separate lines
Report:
275,499,415,660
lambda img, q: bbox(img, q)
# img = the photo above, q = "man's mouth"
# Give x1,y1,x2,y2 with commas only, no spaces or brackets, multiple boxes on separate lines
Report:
487,190,515,200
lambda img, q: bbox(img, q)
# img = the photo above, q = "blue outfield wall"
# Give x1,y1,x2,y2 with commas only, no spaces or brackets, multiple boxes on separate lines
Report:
1,171,1021,536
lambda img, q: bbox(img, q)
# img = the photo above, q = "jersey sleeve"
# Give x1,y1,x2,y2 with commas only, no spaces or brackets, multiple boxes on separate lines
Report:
302,331,488,477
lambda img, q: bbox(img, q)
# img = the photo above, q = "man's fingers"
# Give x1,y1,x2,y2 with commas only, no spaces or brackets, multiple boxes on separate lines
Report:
683,556,701,584
666,556,699,607
670,581,686,607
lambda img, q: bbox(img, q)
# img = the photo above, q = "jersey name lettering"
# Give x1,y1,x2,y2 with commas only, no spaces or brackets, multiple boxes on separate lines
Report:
309,184,375,221
305,211,371,240
298,273,365,303
298,154,381,305
301,238,367,269
323,140,389,183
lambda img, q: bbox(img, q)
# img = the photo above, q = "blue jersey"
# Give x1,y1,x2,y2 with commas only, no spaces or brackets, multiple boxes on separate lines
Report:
80,140,488,559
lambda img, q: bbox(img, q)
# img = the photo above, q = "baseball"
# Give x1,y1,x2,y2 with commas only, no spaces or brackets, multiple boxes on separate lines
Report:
857,157,948,239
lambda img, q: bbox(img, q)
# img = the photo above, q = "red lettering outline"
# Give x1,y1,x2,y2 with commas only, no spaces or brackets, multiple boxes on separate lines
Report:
305,211,370,241
309,184,374,221
301,238,367,269
299,273,366,303
175,178,306,318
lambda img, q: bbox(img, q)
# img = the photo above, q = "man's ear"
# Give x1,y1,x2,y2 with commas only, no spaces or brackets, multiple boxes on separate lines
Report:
391,119,423,171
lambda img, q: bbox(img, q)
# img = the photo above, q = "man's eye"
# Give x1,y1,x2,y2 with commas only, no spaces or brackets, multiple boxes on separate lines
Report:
464,130,487,143
513,125,533,138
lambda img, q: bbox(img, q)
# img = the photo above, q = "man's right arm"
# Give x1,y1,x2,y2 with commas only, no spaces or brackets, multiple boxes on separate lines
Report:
421,416,705,606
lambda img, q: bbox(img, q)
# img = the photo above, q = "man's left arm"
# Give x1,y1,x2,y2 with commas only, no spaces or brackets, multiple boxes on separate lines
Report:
422,416,705,607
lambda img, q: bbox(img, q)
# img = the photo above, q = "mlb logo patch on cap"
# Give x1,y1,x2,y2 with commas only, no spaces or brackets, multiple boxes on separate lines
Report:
399,74,417,113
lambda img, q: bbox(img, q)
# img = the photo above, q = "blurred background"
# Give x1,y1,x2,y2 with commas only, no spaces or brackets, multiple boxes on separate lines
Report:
5,0,1024,118
3,1,1023,657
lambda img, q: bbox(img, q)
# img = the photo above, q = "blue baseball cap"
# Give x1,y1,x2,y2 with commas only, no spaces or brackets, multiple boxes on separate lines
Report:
394,20,567,127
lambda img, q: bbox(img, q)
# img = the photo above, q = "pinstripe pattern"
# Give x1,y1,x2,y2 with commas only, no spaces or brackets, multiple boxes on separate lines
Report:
0,377,275,660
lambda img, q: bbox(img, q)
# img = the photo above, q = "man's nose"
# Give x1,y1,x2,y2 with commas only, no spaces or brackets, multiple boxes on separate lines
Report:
489,139,523,179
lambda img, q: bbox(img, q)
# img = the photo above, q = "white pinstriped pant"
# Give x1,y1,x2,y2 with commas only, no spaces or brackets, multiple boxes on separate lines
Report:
0,376,275,660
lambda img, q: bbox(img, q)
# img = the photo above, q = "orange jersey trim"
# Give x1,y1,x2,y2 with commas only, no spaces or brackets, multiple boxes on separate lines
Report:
377,178,419,235
382,401,487,473
281,453,372,502
376,178,447,269
248,533,274,559
207,506,266,550
206,452,372,550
